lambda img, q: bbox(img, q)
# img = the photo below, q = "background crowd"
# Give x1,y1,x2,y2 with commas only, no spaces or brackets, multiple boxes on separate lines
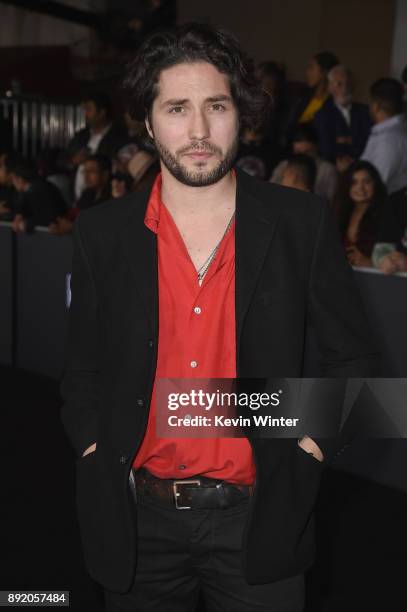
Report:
1,42,407,276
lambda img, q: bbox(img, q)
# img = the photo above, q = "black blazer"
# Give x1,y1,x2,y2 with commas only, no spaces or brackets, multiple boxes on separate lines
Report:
64,123,128,164
61,168,378,592
313,98,372,162
16,178,67,231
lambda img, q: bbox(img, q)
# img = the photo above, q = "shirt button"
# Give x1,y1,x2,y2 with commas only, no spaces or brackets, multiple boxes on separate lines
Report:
194,306,201,315
190,360,198,368
148,340,154,348
137,398,144,406
119,455,128,465
179,464,186,470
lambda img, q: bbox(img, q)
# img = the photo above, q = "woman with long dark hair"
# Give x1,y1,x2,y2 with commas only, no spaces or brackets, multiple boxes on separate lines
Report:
335,160,387,267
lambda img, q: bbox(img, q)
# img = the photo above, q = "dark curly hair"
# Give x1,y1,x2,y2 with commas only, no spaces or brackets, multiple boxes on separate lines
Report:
122,22,270,132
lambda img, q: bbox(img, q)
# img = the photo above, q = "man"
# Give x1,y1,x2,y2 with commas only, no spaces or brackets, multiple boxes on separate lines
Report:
278,154,317,193
61,24,377,611
63,92,127,200
235,125,280,180
314,64,372,164
49,154,112,235
361,78,407,194
111,171,134,199
271,124,337,201
76,154,112,211
9,158,66,232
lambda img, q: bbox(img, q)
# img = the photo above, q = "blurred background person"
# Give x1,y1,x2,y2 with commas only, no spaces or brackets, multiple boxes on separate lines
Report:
278,153,317,192
256,60,289,156
271,123,337,201
114,110,156,174
75,153,112,211
334,160,388,267
125,147,160,191
49,154,112,235
235,126,279,181
361,78,407,194
314,64,372,167
10,158,66,233
62,92,127,200
37,148,71,207
111,171,134,198
285,51,339,140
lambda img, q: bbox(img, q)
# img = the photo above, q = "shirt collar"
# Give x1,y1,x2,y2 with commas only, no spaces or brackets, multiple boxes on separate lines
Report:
335,101,352,112
371,114,405,134
144,172,162,234
144,169,237,234
90,123,112,139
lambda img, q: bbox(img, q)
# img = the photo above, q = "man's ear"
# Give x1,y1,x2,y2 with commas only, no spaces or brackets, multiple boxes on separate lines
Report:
145,116,154,140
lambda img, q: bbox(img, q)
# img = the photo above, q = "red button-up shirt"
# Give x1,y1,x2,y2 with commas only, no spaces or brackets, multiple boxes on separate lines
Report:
132,173,255,485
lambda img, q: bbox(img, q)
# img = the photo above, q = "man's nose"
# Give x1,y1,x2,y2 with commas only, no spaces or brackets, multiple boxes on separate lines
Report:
188,109,210,141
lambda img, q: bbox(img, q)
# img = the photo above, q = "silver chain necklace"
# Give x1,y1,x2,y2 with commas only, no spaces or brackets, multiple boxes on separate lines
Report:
196,211,235,284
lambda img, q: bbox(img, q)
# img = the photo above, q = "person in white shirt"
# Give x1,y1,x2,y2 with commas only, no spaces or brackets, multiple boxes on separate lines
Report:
361,78,407,194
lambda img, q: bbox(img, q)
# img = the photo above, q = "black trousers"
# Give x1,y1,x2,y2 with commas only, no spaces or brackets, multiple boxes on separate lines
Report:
104,491,304,611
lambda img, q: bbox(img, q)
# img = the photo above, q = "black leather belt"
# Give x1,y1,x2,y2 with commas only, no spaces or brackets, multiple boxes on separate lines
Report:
131,468,254,510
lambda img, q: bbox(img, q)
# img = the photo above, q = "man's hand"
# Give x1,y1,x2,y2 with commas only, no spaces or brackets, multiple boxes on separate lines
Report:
298,436,324,462
11,214,26,233
82,442,97,457
346,246,372,268
379,251,407,274
49,216,74,235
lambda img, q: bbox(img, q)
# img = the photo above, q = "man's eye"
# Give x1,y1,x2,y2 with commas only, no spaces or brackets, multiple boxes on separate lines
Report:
211,104,226,111
169,106,184,114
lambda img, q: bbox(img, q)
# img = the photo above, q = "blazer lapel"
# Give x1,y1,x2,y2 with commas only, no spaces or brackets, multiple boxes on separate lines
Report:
119,189,158,340
235,169,280,366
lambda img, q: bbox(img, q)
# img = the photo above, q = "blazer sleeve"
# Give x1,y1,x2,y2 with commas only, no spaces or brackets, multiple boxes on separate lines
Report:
60,215,100,457
307,201,380,461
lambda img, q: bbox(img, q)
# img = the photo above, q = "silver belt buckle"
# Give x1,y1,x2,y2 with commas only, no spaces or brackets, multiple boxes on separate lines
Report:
173,479,201,509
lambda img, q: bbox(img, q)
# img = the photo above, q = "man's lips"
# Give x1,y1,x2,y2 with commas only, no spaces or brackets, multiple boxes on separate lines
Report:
184,151,214,159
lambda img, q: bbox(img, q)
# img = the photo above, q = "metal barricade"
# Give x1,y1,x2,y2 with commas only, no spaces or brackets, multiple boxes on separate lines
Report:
1,96,85,157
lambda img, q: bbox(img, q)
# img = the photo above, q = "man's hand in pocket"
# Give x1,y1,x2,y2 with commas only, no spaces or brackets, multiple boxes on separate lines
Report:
298,436,323,462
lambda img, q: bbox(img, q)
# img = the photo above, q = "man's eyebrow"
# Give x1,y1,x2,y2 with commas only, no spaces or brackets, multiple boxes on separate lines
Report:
205,95,233,103
161,98,188,107
161,94,233,107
